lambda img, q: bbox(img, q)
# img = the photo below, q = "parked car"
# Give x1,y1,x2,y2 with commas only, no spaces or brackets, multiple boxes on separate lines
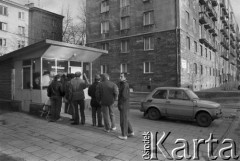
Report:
140,87,222,127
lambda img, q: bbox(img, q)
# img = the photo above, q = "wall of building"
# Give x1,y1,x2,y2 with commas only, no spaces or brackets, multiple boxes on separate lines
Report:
0,59,13,100
86,0,176,43
0,0,29,55
28,7,63,45
89,30,179,91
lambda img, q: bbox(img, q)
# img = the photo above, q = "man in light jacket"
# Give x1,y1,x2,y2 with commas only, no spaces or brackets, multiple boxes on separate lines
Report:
96,73,119,132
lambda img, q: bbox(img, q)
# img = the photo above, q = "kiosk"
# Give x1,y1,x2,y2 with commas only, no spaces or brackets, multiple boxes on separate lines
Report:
0,39,107,112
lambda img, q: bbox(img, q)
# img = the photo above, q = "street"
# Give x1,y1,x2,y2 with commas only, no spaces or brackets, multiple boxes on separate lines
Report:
0,104,239,161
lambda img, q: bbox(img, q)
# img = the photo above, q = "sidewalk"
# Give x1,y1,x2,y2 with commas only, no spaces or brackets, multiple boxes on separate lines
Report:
0,107,239,161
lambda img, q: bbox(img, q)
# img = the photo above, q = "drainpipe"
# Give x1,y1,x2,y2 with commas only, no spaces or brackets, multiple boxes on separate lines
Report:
175,0,180,87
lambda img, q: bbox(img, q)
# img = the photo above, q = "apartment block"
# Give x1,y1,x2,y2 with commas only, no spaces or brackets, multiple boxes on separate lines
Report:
0,1,63,56
0,0,29,55
86,0,239,91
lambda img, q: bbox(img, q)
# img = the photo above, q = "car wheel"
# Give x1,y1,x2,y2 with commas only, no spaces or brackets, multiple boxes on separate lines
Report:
148,107,161,120
196,112,212,127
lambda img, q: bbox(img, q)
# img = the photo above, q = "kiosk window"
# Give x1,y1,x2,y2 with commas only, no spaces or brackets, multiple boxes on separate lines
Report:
23,67,30,89
32,58,41,89
57,60,68,75
42,58,55,75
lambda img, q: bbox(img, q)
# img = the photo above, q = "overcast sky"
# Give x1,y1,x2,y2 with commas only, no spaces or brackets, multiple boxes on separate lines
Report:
12,0,240,27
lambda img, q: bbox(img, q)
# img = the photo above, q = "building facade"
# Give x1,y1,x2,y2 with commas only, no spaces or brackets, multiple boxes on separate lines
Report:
86,0,240,91
27,3,64,44
0,0,29,55
0,0,63,56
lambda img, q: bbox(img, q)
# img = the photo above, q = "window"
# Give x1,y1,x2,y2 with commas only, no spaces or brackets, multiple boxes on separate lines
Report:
18,12,24,20
0,22,7,31
185,11,189,25
194,63,197,74
18,26,25,35
200,65,203,75
101,0,109,13
120,16,130,30
120,63,128,73
102,43,109,50
210,67,211,76
194,41,197,53
143,62,153,73
0,6,8,16
200,45,203,56
0,38,6,46
42,30,47,38
152,90,167,99
22,60,31,89
101,65,108,74
18,40,25,48
205,48,207,58
193,18,196,32
121,40,129,53
209,51,211,60
101,21,109,34
144,36,154,50
169,90,189,100
120,0,130,8
186,36,190,50
143,11,154,26
52,19,56,27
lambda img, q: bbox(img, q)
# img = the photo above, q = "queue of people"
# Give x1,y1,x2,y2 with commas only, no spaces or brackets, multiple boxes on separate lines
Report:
46,71,134,140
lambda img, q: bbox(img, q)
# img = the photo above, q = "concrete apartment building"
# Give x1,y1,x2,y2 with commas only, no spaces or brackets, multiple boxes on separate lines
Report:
0,0,63,55
0,0,29,55
86,0,240,91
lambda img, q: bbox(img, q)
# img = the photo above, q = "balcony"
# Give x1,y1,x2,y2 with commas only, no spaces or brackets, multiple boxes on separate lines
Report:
230,47,236,57
230,40,236,49
220,0,226,8
199,0,208,5
230,33,236,41
206,3,217,18
230,23,236,33
209,23,215,33
220,28,227,37
211,0,218,7
221,51,229,61
199,12,208,24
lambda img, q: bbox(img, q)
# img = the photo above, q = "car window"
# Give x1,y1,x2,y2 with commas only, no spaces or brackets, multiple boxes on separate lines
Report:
169,90,189,100
152,90,167,99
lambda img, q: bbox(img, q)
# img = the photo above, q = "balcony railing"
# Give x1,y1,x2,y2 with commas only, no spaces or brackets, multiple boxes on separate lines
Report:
220,0,226,8
199,12,208,24
211,0,218,7
221,51,229,61
199,0,208,5
230,23,236,33
230,33,236,41
230,47,236,57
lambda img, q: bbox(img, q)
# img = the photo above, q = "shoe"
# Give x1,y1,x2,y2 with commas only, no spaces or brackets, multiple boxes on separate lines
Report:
98,125,104,127
57,118,63,121
69,119,75,121
128,132,134,137
103,129,110,133
111,127,117,131
71,122,79,125
118,136,127,140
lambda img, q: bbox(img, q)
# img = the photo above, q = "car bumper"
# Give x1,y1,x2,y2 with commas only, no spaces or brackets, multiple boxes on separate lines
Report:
212,110,222,119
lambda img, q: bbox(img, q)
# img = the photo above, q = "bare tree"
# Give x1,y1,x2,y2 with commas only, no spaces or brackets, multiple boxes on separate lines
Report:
62,0,86,45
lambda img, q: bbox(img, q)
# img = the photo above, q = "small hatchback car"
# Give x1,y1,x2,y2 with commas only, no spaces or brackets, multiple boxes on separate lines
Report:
140,87,222,127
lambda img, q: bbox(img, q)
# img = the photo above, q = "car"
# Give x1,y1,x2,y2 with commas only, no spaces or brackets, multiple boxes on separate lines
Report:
140,87,222,127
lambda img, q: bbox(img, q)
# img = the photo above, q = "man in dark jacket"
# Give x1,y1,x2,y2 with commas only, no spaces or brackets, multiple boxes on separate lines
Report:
96,73,119,132
47,75,63,122
70,72,87,125
88,74,103,127
117,73,134,140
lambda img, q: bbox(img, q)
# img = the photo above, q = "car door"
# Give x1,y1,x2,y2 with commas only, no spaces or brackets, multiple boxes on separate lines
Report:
165,89,194,118
150,89,168,116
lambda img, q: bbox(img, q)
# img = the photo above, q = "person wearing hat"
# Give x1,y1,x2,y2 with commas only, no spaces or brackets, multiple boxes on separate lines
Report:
88,74,103,127
70,71,87,125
